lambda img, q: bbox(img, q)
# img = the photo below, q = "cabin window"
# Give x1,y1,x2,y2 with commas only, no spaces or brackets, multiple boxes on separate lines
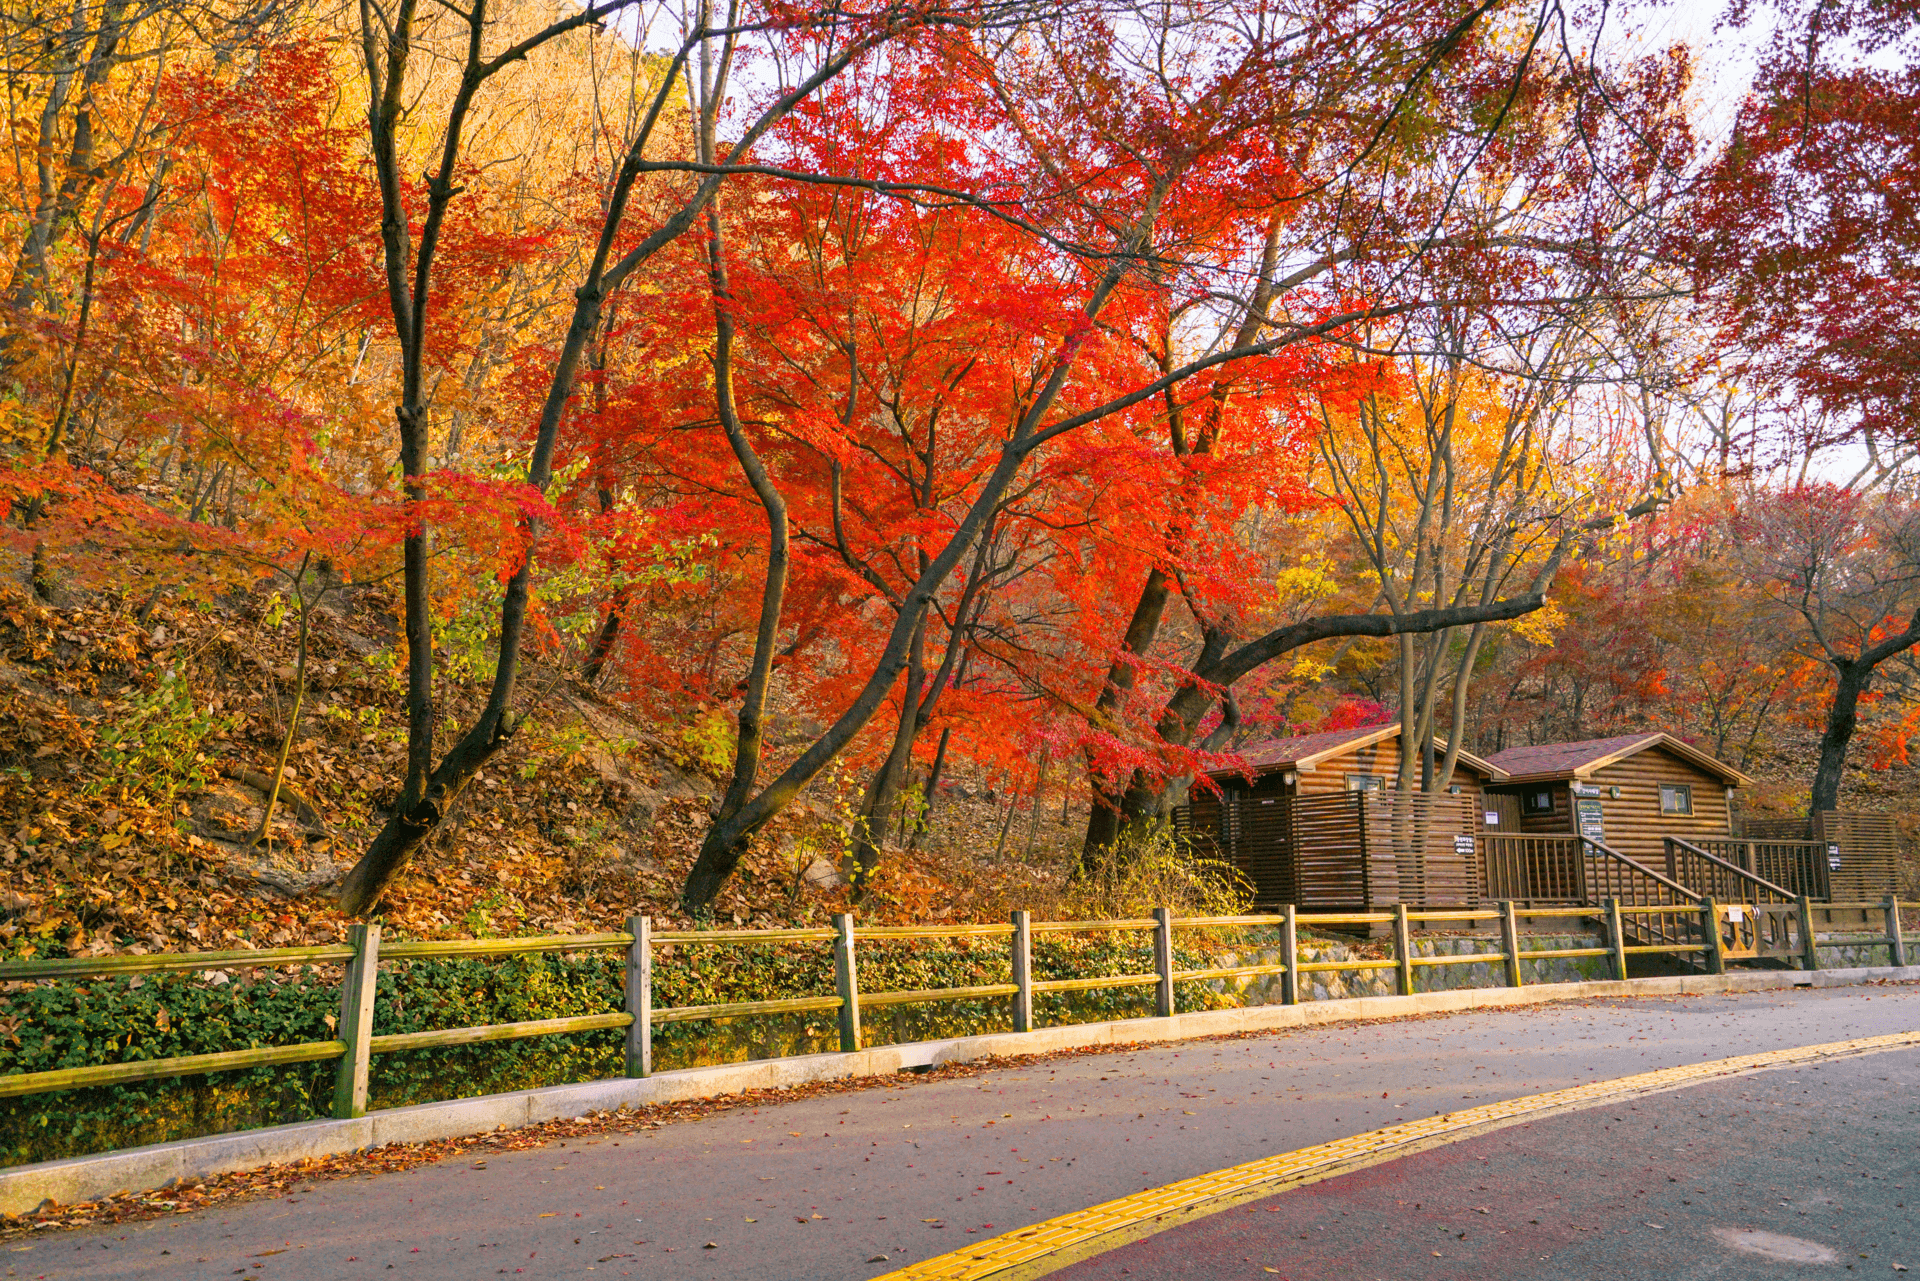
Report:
1344,774,1387,792
1520,788,1555,816
1660,784,1693,816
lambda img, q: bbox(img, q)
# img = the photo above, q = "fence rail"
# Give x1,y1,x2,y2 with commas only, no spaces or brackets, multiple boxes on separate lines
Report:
3,897,1915,1115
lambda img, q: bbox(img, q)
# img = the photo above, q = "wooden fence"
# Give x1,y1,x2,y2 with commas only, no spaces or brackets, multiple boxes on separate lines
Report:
1741,811,1901,900
5,899,1913,1127
1176,792,1482,911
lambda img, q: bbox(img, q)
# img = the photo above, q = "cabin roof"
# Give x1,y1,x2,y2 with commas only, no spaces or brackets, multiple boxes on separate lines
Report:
1207,723,1508,781
1482,731,1751,786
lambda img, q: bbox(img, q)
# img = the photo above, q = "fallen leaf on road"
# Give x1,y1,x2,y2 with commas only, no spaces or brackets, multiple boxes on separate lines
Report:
868,1255,890,1263
704,1242,718,1249
538,1213,556,1219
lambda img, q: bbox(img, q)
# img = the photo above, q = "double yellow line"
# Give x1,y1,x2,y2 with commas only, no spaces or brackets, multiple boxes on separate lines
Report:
883,1029,1920,1280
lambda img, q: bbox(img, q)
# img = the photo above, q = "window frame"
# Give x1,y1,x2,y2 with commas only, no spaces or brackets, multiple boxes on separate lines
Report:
1660,783,1693,816
1344,774,1387,793
1520,788,1555,816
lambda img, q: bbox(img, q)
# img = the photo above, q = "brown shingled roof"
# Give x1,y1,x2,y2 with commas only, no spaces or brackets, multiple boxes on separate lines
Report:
1206,722,1507,781
1236,723,1394,771
1482,732,1749,785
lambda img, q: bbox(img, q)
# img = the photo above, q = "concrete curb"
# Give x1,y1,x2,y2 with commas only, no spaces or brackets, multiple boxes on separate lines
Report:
4,963,1916,1217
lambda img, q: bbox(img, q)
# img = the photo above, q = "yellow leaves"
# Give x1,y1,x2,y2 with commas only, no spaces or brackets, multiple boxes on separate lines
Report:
1289,655,1335,683
1273,555,1340,607
1510,598,1567,646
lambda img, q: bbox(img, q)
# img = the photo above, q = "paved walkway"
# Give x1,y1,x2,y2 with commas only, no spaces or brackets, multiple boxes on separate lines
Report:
11,984,1919,1280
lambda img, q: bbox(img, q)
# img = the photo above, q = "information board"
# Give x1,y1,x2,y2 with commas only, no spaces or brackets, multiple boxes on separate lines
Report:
1575,797,1606,843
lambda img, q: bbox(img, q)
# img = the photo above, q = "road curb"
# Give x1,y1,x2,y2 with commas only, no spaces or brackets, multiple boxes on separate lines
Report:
3,962,1915,1217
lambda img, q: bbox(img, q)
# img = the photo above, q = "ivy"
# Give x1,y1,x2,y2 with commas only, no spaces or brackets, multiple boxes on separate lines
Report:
1,932,1251,1168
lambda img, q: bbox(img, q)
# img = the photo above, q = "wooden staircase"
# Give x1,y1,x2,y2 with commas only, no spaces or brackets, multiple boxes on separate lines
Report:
1481,833,1807,968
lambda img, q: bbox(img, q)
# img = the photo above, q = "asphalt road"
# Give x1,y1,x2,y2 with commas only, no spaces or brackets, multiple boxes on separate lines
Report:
1064,1043,1919,1281
10,983,1919,1281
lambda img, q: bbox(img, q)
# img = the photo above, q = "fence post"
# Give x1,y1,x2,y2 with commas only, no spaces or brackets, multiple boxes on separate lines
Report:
624,915,652,1078
1393,904,1413,997
1152,906,1174,1019
1498,901,1523,987
1011,910,1033,1033
833,913,861,1053
1797,895,1821,972
1885,895,1907,969
1280,904,1299,1006
1605,897,1628,982
331,922,380,1120
1700,898,1726,976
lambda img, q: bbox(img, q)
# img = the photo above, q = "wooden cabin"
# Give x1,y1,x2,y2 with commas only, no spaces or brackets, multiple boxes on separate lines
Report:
1175,724,1510,909
1213,723,1508,805
1480,732,1749,870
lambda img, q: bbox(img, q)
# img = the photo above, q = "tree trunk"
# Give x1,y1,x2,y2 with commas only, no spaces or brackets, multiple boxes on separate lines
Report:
680,198,791,916
1809,659,1870,815
907,724,954,852
849,611,928,884
1079,567,1171,861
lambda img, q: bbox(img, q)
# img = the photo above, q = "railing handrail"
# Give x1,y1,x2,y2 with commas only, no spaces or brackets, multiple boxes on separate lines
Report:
1579,836,1701,901
1664,836,1795,902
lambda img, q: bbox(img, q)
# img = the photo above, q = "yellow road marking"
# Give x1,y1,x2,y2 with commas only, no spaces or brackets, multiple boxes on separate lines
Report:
881,1029,1920,1281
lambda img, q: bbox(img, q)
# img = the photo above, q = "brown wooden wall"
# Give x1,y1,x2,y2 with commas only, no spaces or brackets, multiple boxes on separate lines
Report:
1480,790,1524,835
1488,747,1733,869
1293,739,1402,794
1173,791,1481,910
1584,749,1734,866
1287,736,1494,808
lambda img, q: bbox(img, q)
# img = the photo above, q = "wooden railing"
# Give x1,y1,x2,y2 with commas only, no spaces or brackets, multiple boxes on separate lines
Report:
3,898,1914,1124
1576,836,1707,952
1690,837,1830,901
1482,835,1587,903
1664,838,1795,908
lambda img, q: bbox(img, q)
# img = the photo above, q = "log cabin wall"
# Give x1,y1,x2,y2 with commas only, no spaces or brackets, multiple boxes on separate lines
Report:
1496,781,1573,836
1293,738,1494,810
1581,749,1734,867
1480,790,1524,835
1293,739,1399,794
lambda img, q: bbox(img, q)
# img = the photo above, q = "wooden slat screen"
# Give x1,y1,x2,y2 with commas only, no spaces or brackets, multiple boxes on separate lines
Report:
1359,792,1480,908
1172,791,1480,910
1816,810,1900,900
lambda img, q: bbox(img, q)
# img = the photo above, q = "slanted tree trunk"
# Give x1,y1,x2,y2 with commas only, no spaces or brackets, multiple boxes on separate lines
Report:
1809,658,1872,815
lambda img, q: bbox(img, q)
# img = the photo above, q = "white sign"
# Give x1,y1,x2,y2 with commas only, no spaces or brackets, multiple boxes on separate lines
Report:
1453,835,1476,854
1484,812,1500,825
1571,782,1603,797
1726,904,1744,922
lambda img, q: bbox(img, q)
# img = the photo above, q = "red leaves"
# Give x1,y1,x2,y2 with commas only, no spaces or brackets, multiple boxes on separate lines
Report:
1690,2,1920,444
